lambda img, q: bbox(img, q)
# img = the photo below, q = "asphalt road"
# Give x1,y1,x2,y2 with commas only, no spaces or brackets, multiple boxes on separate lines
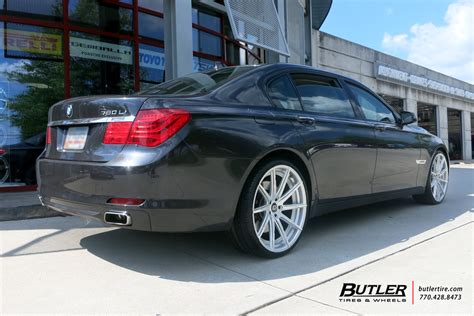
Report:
1,166,472,314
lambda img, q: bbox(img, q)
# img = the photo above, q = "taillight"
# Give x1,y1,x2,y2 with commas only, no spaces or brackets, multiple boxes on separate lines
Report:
103,122,133,144
103,109,190,147
0,148,6,155
46,127,52,145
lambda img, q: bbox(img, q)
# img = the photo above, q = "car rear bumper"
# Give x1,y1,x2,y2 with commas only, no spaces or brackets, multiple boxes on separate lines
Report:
37,144,247,232
40,195,223,232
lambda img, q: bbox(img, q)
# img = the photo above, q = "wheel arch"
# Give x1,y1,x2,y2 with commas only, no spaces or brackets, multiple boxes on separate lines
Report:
435,145,450,164
234,147,318,220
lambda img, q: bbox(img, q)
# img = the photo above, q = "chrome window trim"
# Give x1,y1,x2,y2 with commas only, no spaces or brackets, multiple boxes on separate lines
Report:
48,116,135,126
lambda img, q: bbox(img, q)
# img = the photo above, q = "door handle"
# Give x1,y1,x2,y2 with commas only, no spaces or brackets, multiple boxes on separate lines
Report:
375,124,386,131
297,116,315,125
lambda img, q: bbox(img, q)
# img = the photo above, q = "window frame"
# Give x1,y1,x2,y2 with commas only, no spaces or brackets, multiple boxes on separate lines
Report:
344,80,401,125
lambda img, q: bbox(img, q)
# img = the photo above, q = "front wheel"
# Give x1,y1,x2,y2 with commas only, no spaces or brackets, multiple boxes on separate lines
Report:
413,151,449,204
230,160,309,258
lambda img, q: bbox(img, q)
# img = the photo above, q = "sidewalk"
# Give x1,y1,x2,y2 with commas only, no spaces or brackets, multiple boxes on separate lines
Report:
0,191,60,221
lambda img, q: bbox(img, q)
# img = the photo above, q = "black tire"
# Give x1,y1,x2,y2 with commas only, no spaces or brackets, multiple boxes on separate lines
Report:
413,151,449,205
230,159,309,258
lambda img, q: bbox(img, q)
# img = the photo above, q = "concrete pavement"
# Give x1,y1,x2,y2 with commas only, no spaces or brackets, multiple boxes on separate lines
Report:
0,167,472,314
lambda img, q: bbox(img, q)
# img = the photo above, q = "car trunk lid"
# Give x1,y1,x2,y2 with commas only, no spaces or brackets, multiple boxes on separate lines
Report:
46,96,148,162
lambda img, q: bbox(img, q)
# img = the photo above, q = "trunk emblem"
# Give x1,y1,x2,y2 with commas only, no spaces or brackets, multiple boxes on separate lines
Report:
66,104,73,118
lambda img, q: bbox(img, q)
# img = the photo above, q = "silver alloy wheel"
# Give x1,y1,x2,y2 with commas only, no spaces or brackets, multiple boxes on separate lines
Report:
252,165,307,253
430,153,449,202
0,156,9,184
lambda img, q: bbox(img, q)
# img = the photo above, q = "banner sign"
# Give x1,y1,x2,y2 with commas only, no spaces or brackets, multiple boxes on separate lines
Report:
139,48,165,70
70,37,133,65
375,63,474,101
4,29,62,57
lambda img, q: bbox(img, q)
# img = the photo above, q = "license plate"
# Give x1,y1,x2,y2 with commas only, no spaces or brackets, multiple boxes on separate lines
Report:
64,126,88,150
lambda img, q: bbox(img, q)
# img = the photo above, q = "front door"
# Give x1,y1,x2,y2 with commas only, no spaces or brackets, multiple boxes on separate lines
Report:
346,82,420,193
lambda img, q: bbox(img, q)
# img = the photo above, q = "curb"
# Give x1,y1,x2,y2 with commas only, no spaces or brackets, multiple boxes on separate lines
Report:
0,205,65,222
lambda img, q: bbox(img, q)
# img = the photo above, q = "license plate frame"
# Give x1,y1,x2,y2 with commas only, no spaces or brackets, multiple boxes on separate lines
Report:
63,126,88,150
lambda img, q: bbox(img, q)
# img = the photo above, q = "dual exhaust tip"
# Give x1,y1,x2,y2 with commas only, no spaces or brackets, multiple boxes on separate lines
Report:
104,211,132,226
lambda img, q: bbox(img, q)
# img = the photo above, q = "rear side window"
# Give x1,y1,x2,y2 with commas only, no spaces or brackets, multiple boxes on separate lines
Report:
135,66,254,96
291,74,355,118
267,75,302,111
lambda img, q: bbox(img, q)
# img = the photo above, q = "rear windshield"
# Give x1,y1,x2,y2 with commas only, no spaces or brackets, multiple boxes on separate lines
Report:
136,66,255,96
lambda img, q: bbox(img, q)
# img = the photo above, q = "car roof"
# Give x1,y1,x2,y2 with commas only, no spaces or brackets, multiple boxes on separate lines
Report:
242,63,351,81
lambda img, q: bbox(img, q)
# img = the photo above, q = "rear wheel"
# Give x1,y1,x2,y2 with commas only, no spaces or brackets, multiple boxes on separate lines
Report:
230,160,308,258
413,151,449,204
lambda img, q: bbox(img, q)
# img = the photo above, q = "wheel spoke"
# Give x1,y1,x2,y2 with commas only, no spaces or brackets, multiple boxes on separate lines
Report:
275,169,290,199
437,181,444,195
274,218,289,247
281,203,306,211
279,213,302,231
270,169,277,199
257,212,270,237
253,205,269,214
269,216,275,250
432,181,438,198
278,182,302,204
258,184,271,203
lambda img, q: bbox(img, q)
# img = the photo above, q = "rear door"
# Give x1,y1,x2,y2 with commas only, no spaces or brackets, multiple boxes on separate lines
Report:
345,82,420,193
269,72,377,200
46,96,147,162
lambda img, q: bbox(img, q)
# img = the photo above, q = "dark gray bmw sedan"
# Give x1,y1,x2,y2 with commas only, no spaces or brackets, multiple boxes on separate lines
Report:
37,64,449,257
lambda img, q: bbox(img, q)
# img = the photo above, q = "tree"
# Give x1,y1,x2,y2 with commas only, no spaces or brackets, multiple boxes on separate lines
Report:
6,59,64,140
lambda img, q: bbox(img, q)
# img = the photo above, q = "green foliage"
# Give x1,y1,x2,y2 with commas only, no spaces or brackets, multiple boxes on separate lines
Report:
6,60,64,140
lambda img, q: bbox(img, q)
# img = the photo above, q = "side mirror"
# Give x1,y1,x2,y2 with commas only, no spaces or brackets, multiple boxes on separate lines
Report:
400,111,417,125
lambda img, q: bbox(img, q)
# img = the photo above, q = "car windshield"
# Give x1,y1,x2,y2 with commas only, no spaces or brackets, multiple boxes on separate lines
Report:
136,66,255,96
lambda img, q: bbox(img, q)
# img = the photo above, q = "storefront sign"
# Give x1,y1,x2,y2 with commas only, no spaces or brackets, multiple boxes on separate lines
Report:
4,29,62,57
70,37,133,65
375,63,474,101
69,37,218,72
139,48,165,70
139,48,218,72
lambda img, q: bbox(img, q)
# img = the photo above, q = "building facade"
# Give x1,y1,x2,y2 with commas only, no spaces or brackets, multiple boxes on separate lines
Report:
0,0,473,189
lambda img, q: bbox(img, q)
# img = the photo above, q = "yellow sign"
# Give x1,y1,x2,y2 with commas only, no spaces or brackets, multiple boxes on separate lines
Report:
4,29,62,56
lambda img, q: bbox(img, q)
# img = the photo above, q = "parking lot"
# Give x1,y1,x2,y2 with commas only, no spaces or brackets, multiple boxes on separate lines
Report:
1,166,472,314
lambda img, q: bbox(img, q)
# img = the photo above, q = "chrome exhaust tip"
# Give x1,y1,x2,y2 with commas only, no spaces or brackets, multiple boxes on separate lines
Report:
104,211,132,226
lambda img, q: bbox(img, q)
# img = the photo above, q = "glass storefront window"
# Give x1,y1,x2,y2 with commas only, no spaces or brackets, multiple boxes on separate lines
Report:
417,103,438,136
139,44,164,89
138,12,164,41
138,0,163,12
447,108,463,160
1,0,63,21
69,0,132,35
192,8,221,32
69,32,134,96
0,23,64,186
193,29,222,57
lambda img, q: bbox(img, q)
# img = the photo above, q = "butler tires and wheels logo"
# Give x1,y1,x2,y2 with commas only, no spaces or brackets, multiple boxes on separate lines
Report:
339,283,407,303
